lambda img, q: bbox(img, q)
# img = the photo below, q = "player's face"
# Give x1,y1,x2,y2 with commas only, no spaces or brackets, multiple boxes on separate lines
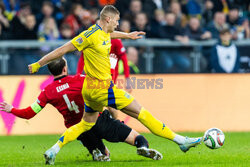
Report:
109,14,119,33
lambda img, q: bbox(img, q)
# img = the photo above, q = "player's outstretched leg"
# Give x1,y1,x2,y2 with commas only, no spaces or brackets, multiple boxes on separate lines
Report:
94,109,163,160
122,100,202,152
44,112,99,164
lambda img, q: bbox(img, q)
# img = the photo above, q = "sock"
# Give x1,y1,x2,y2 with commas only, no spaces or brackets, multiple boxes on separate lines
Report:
138,108,176,140
134,135,149,148
51,143,60,154
57,119,95,148
77,132,106,156
173,134,187,145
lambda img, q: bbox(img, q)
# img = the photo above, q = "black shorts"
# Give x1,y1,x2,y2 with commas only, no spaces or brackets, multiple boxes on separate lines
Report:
92,110,132,142
77,110,132,155
79,110,132,142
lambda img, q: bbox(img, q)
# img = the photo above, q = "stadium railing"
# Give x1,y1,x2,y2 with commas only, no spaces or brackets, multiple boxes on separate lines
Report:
0,39,250,74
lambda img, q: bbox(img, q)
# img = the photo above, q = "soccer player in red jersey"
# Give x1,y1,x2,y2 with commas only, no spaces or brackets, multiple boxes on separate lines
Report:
0,58,162,164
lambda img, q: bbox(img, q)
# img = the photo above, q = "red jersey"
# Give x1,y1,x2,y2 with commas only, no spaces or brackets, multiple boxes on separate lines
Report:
37,74,85,128
76,39,130,83
111,39,130,82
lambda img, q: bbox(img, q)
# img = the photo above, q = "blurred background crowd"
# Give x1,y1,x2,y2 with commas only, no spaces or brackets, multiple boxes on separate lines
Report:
0,0,250,74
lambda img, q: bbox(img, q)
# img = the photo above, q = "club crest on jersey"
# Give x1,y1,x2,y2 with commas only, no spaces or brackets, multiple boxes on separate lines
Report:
56,83,69,92
76,37,83,44
102,40,109,45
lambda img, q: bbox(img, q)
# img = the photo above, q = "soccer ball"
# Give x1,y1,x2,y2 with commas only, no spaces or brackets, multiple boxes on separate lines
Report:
203,128,225,149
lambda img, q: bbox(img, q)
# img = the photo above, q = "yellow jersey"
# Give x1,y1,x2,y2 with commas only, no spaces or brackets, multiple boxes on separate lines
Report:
71,24,111,80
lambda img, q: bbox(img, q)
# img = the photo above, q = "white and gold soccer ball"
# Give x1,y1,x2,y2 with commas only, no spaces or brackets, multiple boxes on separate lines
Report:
203,128,225,149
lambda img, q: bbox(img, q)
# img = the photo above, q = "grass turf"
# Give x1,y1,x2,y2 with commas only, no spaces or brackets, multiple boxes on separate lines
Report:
0,132,249,167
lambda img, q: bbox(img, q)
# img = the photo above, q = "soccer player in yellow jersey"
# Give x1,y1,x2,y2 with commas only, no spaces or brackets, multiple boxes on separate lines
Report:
29,5,202,164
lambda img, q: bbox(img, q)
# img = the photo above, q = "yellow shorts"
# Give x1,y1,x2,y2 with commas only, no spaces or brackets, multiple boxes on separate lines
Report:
82,76,134,113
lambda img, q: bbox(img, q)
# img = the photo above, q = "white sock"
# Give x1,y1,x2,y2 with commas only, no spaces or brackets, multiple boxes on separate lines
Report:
52,143,60,154
173,134,186,145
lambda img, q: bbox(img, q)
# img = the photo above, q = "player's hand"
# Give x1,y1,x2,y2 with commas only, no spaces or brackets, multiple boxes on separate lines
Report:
110,53,117,59
128,31,146,40
110,53,118,70
0,101,13,113
28,62,41,74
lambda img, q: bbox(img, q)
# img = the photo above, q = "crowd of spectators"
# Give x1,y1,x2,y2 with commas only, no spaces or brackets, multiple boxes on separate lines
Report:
0,0,250,74
0,0,249,41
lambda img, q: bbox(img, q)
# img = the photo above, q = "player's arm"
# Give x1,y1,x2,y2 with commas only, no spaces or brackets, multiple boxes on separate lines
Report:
116,40,130,79
115,39,132,92
0,101,43,119
29,41,77,73
29,32,91,74
120,54,132,93
120,54,130,79
110,31,146,39
76,53,85,74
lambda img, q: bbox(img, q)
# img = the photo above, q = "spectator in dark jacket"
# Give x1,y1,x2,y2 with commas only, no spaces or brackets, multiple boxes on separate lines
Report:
10,2,32,39
169,1,188,29
162,12,189,43
0,3,10,39
0,3,10,31
150,9,167,38
24,14,37,39
206,12,229,39
143,0,169,20
131,12,152,38
184,17,211,40
227,6,250,40
210,28,240,73
156,12,191,73
123,0,142,26
36,1,55,26
202,0,214,26
0,24,9,39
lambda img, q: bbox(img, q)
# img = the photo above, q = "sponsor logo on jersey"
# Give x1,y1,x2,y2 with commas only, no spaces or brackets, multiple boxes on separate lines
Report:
56,83,70,92
76,37,83,44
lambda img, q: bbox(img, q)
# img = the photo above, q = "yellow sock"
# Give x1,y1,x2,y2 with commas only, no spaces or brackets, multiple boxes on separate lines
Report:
138,108,176,140
57,119,95,148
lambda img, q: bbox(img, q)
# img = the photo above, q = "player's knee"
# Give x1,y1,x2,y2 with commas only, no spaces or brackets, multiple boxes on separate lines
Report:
134,135,149,148
83,112,99,122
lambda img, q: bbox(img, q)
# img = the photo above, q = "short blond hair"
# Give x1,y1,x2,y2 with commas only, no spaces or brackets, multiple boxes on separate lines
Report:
100,5,120,20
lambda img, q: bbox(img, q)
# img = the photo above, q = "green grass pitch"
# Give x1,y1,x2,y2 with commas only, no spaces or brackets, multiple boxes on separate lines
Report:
0,132,249,167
